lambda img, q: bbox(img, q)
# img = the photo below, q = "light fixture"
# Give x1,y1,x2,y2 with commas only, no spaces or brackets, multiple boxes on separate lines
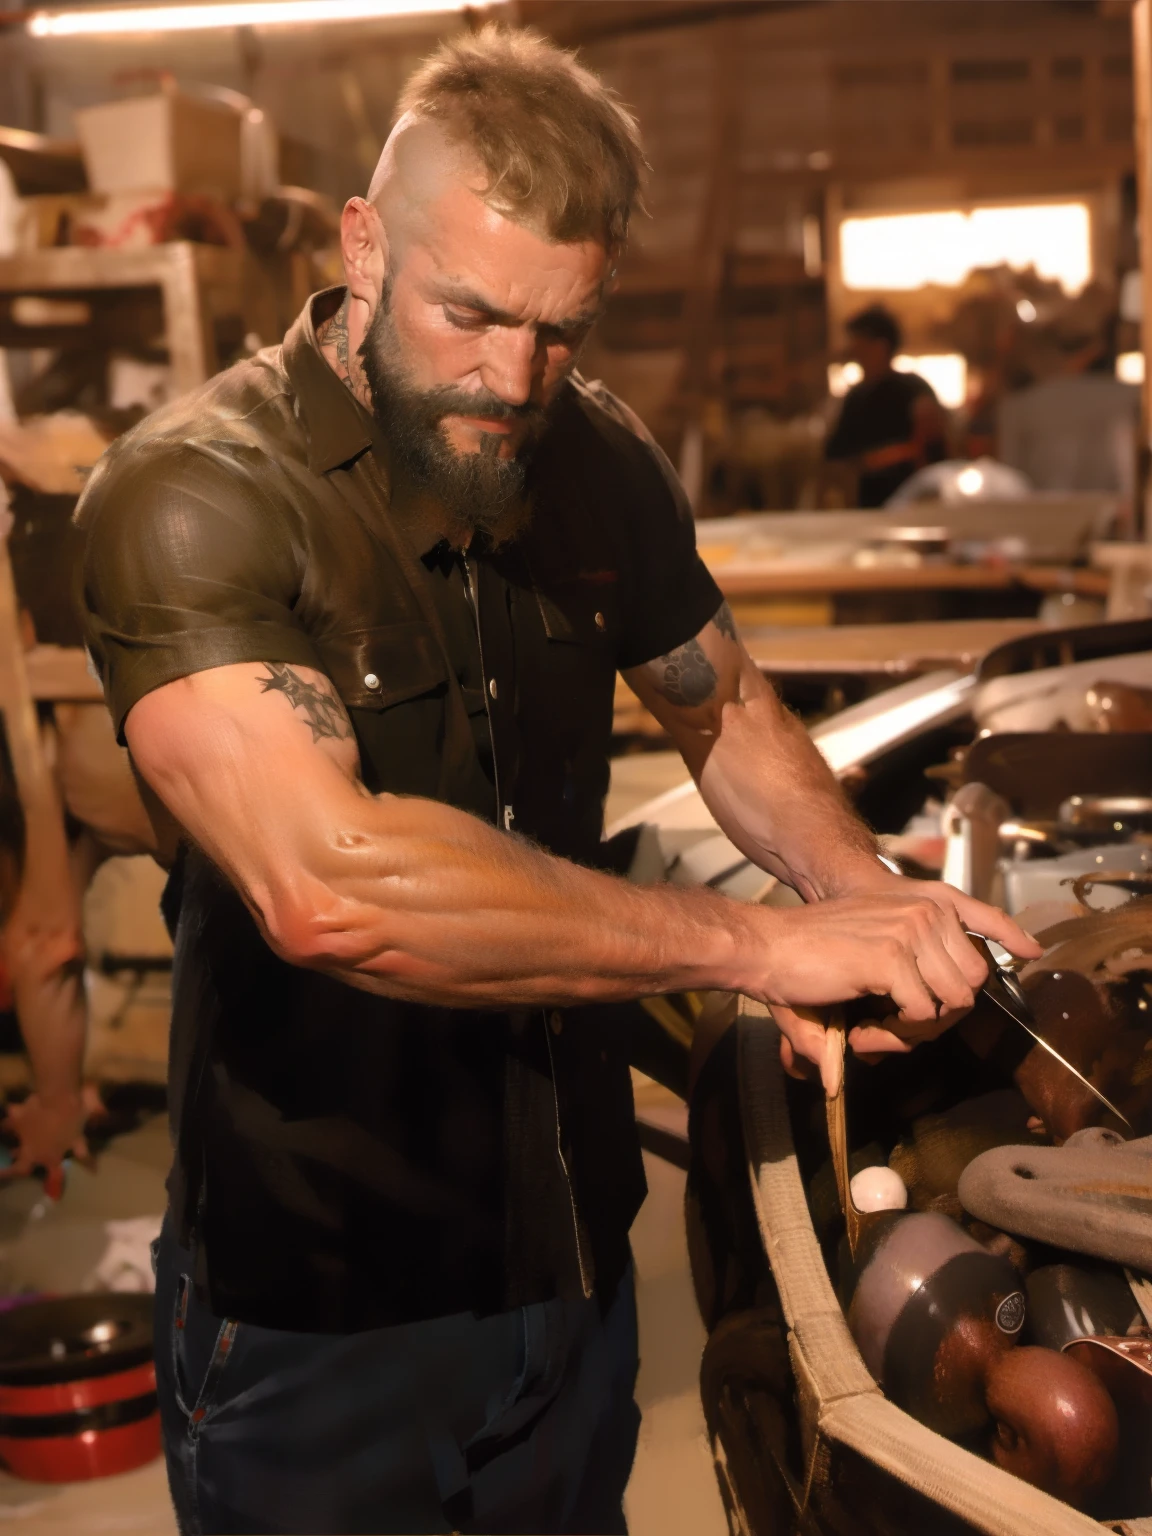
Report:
956,465,984,497
27,0,464,37
827,360,863,398
1117,351,1145,386
1016,298,1037,323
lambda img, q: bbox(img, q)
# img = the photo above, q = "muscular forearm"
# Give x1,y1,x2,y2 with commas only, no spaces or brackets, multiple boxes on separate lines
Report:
256,790,766,1006
694,685,881,902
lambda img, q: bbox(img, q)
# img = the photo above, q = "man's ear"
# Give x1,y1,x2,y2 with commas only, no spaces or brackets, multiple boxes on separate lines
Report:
341,197,389,317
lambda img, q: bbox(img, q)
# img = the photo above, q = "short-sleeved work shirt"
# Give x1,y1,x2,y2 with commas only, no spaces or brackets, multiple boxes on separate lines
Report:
77,289,722,1332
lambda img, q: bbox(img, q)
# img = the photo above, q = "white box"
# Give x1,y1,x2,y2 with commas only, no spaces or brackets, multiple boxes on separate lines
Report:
75,92,242,199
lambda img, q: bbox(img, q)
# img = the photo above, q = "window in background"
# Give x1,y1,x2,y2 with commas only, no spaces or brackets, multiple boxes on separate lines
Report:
840,202,1092,295
894,354,967,410
827,354,967,409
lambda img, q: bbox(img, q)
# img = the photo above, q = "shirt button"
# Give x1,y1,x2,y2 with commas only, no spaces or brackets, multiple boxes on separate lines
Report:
488,678,498,699
549,1010,563,1036
594,611,606,630
364,672,381,691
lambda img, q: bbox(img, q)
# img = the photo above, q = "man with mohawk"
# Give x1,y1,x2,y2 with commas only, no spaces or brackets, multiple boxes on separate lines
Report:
77,26,1034,1535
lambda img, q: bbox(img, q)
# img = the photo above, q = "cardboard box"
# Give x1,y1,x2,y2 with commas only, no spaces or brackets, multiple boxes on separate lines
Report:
75,92,242,199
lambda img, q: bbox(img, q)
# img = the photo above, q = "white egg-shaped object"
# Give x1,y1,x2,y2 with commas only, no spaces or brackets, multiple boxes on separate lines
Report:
850,1165,909,1213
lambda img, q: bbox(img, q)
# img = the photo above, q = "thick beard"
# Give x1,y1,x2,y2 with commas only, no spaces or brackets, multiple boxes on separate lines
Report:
359,297,548,544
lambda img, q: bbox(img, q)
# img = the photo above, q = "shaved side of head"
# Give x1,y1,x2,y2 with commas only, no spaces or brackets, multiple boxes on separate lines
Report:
366,112,486,269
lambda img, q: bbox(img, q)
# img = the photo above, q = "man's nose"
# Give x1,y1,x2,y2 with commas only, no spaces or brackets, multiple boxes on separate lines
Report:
480,326,542,408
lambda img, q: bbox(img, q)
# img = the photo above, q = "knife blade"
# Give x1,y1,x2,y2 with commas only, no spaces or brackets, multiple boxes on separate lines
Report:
971,934,1131,1129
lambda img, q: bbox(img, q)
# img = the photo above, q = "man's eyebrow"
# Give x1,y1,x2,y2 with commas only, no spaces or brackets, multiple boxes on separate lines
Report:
437,284,603,333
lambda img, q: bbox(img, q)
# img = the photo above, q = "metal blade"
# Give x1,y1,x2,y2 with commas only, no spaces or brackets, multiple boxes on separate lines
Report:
981,979,1132,1128
969,930,1132,1127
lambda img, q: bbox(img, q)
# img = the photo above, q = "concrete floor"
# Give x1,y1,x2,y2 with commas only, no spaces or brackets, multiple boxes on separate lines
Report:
0,748,724,1535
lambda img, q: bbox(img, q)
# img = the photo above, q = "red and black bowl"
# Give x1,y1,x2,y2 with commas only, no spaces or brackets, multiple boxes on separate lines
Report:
0,1293,157,1481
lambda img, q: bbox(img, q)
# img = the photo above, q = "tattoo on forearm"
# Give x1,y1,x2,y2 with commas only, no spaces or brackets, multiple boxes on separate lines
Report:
712,600,738,642
651,637,717,708
258,664,354,743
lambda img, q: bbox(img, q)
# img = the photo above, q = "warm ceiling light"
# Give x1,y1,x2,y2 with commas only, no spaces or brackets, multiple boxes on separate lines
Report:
27,0,464,36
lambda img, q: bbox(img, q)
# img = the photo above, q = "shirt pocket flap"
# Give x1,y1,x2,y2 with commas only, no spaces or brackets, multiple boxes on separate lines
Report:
535,585,615,647
321,622,448,710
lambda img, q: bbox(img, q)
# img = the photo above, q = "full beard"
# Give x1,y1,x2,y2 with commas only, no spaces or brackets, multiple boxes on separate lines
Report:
359,297,550,545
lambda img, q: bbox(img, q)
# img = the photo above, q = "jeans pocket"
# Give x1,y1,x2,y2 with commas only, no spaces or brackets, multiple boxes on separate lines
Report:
465,1300,564,1473
172,1273,240,1438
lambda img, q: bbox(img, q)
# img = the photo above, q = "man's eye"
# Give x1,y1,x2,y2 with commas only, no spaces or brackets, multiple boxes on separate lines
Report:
442,306,488,331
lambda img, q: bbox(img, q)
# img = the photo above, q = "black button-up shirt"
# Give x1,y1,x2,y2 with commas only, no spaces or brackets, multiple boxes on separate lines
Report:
76,288,722,1333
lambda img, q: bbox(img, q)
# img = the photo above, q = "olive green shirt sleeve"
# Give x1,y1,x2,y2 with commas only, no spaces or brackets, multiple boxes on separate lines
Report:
76,440,322,742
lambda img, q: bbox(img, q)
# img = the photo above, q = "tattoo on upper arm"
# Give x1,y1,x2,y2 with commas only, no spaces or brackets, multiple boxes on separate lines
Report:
712,600,738,642
650,637,717,709
258,664,354,743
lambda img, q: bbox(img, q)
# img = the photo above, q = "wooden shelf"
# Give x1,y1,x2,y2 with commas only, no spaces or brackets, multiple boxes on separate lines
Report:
0,243,247,395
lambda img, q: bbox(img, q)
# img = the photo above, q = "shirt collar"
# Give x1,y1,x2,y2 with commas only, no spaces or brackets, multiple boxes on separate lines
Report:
282,286,374,476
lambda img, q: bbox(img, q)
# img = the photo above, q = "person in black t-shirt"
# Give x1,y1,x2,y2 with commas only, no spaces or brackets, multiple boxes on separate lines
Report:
825,304,948,507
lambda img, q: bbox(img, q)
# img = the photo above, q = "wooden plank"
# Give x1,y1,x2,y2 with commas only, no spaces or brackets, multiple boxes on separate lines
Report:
1133,0,1152,534
0,242,241,295
611,617,1047,735
740,618,1045,676
24,646,104,703
711,563,1111,598
0,539,73,952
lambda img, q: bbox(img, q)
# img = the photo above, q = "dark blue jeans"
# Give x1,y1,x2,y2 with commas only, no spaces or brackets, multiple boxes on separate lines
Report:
153,1219,640,1534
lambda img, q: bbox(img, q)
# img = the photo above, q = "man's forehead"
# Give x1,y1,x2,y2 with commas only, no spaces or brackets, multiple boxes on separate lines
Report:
412,180,609,319
373,113,609,318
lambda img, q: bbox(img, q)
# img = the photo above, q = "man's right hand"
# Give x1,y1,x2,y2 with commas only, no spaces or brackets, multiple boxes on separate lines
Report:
739,887,1039,1087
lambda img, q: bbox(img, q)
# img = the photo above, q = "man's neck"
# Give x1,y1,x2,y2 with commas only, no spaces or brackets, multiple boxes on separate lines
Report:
316,291,374,413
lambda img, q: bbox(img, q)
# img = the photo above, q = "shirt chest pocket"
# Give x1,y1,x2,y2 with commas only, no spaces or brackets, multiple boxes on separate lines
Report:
318,622,449,712
534,583,618,657
524,583,619,726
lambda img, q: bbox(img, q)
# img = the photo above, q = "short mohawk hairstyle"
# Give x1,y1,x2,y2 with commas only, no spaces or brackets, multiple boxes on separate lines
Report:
395,24,646,253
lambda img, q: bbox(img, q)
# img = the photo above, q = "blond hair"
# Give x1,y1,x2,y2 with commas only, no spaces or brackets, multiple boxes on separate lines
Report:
395,25,645,253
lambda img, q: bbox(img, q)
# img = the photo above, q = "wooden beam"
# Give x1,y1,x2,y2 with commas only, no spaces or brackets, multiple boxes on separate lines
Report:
1135,0,1152,536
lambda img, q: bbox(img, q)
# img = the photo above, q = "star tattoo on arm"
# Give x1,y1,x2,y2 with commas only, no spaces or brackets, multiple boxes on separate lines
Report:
257,663,354,743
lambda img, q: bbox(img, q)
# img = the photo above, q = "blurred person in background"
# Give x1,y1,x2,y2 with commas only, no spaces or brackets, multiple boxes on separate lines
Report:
823,303,948,507
997,316,1139,495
